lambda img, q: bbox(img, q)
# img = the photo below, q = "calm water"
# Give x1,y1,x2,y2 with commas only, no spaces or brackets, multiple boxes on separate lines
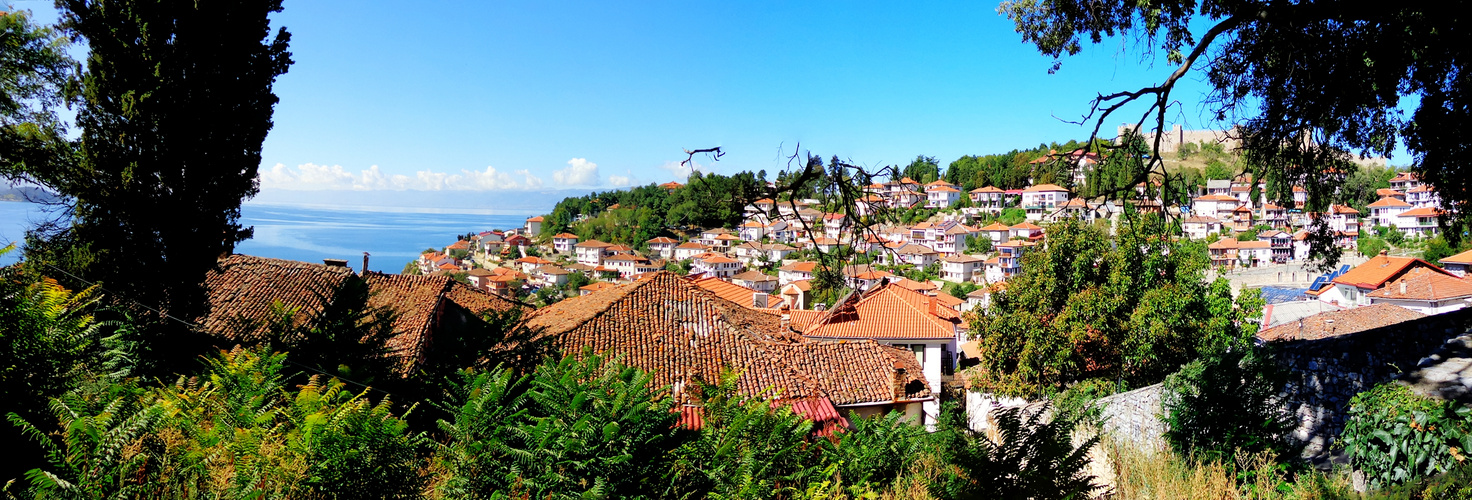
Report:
0,201,534,273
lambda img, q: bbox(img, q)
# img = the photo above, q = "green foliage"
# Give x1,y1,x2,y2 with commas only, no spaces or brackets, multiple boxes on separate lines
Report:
965,235,992,254
1421,236,1460,263
972,213,1264,397
997,208,1027,226
0,251,104,479
1360,236,1390,258
929,402,1099,499
901,155,940,184
1052,378,1120,424
562,270,591,292
664,372,820,499
0,10,72,131
822,411,930,489
9,346,425,499
1178,142,1199,159
19,1,293,378
257,278,402,386
1341,383,1472,490
542,171,765,245
1384,227,1407,246
1161,348,1294,463
1203,160,1234,180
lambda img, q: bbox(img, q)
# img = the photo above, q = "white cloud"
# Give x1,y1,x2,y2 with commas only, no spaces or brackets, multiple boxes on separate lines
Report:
552,158,599,186
608,169,634,187
258,163,544,191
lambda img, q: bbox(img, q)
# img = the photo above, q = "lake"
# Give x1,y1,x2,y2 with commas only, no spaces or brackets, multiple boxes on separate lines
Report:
0,201,536,273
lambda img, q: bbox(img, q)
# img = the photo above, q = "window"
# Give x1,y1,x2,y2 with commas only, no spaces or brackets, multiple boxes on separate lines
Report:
912,344,926,364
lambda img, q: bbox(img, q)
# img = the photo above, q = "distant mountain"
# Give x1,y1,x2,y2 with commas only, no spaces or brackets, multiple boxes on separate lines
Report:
248,187,617,215
0,183,62,204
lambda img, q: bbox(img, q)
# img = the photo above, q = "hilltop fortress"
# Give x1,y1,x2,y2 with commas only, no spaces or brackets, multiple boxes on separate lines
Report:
1116,123,1242,154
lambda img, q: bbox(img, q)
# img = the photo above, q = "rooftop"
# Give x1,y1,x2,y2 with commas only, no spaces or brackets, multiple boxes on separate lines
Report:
1256,303,1425,342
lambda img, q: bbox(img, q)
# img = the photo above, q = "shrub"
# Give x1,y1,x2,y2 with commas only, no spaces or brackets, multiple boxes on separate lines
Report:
1161,348,1294,463
1340,382,1472,490
929,402,1100,499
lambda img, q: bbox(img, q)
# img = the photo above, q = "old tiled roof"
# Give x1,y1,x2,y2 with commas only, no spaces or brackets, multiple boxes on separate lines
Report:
970,186,1004,193
553,233,579,239
1377,188,1405,197
647,236,679,244
364,273,525,367
895,243,937,255
800,283,960,341
979,222,1010,231
1009,222,1042,230
1256,304,1425,342
891,278,938,292
1367,197,1412,208
1440,249,1472,266
575,239,613,248
1333,254,1448,289
579,282,618,293
675,242,707,249
690,276,763,306
1399,207,1444,217
1023,183,1068,192
1366,267,1472,301
732,270,778,283
201,255,355,338
780,261,818,273
942,254,984,263
526,216,545,222
523,272,927,406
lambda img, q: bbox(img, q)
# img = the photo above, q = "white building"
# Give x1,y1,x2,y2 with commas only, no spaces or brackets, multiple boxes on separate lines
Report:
552,233,579,254
573,240,613,267
1020,184,1070,221
1366,267,1472,315
941,254,984,283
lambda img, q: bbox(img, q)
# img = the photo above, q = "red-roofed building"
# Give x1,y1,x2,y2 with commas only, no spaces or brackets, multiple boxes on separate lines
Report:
778,261,818,285
1366,267,1472,314
1310,253,1453,307
524,216,545,236
1020,184,1070,221
552,233,579,254
968,186,1005,211
691,252,742,278
1388,206,1445,238
1439,249,1472,278
797,283,961,427
658,181,684,191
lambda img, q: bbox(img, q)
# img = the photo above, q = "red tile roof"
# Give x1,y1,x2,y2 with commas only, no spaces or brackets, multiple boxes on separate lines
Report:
1256,304,1425,342
524,272,930,406
690,276,763,305
1332,254,1449,289
202,255,355,337
647,236,679,244
553,233,579,239
574,239,613,248
1398,207,1443,217
1023,184,1068,192
1367,197,1412,208
780,261,818,273
1366,267,1472,301
1440,249,1472,265
526,216,544,222
799,283,960,340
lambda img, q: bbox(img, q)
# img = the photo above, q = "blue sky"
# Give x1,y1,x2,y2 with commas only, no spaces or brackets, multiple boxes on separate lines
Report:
19,0,1227,193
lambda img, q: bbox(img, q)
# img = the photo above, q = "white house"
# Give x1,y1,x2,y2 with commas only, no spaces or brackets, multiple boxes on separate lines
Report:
941,254,984,283
1389,207,1444,238
797,283,960,428
969,186,1005,212
1309,253,1444,308
1020,184,1070,221
926,184,962,208
531,265,571,287
690,252,742,278
731,270,780,293
1440,249,1472,278
1366,267,1472,315
646,237,679,260
1406,184,1441,209
524,216,544,237
673,242,709,261
1367,196,1412,228
552,233,579,254
574,240,613,267
1190,194,1239,219
778,261,817,285
1181,216,1224,240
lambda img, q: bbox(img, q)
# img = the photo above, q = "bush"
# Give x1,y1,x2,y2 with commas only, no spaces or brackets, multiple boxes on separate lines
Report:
1340,382,1472,490
1359,236,1389,258
929,402,1100,499
1161,348,1294,463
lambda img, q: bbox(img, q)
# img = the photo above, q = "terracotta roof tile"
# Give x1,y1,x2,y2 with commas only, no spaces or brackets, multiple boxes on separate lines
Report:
1366,267,1472,301
1256,304,1424,342
201,255,354,338
524,272,928,406
800,283,959,340
1440,249,1472,265
1332,254,1449,289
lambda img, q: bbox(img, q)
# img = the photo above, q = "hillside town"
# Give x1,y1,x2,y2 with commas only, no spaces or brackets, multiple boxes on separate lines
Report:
391,162,1471,432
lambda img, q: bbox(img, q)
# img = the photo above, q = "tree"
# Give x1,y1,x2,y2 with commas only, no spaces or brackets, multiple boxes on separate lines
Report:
970,213,1263,397
17,1,293,376
0,10,73,171
1002,0,1472,264
929,402,1099,500
902,155,940,183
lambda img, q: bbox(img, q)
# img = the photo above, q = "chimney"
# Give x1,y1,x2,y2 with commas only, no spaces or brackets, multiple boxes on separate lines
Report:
753,292,769,309
1380,249,1389,257
892,368,907,399
322,258,348,268
362,252,371,276
780,303,791,330
928,295,937,316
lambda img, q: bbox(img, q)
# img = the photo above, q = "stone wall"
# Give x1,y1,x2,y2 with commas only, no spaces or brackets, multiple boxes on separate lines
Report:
1088,307,1472,460
1272,307,1472,458
1116,124,1241,154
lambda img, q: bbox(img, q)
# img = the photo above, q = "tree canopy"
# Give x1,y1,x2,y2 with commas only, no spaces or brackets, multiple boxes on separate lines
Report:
1003,0,1470,258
